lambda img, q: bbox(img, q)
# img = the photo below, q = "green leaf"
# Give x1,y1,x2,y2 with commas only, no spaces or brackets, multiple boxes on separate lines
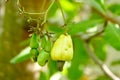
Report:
20,38,30,47
111,60,120,66
39,71,48,80
72,37,89,65
91,37,106,61
45,40,52,52
37,50,49,66
10,47,31,64
108,4,120,15
60,0,76,12
67,37,88,80
104,23,120,50
48,24,65,34
68,19,103,35
95,0,107,12
95,75,111,80
60,0,78,21
41,35,47,49
47,58,58,77
48,2,58,17
87,0,106,14
30,33,39,48
90,12,103,20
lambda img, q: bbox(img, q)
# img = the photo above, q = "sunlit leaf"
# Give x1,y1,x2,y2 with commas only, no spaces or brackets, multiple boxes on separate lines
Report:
95,0,107,12
48,2,58,17
60,0,79,21
68,19,104,35
104,23,120,50
95,75,111,80
87,0,106,14
90,12,103,20
48,24,65,34
10,47,31,64
39,71,48,80
60,0,76,11
47,58,58,77
111,60,120,66
108,4,120,15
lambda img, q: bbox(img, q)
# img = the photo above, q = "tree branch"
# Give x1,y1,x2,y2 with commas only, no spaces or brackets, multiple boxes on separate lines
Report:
86,21,107,42
92,7,120,26
82,5,120,80
84,41,120,80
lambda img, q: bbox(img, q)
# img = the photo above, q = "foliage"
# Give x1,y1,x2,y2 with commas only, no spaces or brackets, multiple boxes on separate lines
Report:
2,0,120,80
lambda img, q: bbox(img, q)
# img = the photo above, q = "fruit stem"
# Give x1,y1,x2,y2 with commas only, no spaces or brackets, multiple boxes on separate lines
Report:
57,60,65,71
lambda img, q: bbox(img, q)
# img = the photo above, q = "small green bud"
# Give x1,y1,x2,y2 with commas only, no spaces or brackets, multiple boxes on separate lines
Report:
30,33,39,49
37,50,49,66
30,48,39,57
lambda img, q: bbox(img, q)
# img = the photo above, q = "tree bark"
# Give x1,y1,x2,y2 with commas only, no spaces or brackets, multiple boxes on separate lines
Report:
0,0,33,80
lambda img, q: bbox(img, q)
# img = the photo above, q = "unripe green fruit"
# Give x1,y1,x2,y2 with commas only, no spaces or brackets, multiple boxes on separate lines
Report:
41,35,47,49
45,40,52,52
51,34,73,61
30,33,39,49
30,48,39,62
30,48,39,57
31,56,37,62
37,50,49,66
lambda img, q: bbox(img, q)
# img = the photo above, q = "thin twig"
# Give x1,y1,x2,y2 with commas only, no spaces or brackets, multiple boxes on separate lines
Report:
86,21,107,42
24,12,45,15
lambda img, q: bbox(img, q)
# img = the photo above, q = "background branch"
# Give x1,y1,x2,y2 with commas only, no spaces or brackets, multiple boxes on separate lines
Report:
92,7,120,26
84,41,120,80
86,21,107,42
78,20,120,79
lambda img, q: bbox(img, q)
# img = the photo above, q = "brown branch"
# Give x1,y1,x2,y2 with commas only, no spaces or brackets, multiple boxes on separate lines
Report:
80,21,120,80
86,21,107,42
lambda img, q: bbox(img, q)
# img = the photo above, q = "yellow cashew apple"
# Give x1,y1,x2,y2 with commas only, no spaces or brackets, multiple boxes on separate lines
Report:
51,34,73,61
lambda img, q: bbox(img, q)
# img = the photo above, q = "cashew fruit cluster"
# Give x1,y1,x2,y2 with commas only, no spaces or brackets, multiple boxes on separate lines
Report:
30,33,73,68
30,33,39,61
30,33,50,66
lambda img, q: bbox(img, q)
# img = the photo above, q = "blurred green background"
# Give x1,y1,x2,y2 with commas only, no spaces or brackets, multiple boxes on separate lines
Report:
1,0,120,80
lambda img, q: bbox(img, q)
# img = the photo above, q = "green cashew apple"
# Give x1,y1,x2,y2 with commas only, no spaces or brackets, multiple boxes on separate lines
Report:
37,50,49,66
50,34,73,61
30,33,39,49
30,48,39,62
30,48,39,57
41,35,47,49
45,40,52,52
